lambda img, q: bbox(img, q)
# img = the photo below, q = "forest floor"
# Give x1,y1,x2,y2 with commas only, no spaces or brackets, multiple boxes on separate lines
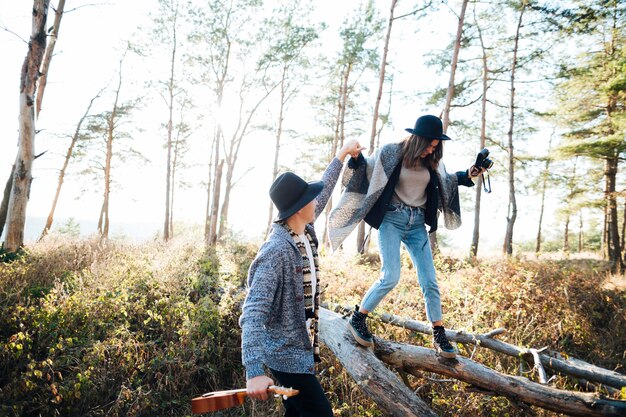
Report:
0,236,624,416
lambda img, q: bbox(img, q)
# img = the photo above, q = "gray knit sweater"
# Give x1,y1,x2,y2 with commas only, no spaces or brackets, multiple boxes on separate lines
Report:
239,158,342,379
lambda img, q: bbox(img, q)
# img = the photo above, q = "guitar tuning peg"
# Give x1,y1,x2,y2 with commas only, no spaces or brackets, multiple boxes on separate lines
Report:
282,394,288,400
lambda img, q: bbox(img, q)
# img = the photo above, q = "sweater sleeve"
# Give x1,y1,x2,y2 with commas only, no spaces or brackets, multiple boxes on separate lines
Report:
239,244,280,379
314,157,343,220
455,170,475,187
348,153,366,170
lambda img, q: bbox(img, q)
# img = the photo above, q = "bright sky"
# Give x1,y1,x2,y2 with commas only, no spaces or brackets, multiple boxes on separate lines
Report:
0,0,560,253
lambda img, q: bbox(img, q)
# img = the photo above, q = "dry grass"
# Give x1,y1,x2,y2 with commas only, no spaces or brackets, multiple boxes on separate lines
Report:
321,249,626,416
0,237,624,417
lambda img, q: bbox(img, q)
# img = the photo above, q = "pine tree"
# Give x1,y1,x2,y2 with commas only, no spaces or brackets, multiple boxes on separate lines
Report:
555,0,626,272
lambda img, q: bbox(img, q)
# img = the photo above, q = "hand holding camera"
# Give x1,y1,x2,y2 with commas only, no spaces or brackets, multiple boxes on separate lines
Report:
469,148,493,178
469,148,493,193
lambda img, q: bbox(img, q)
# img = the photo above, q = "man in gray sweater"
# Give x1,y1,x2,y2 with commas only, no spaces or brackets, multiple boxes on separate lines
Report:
239,139,363,416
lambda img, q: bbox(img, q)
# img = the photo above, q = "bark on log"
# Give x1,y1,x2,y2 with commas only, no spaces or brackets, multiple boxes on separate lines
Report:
528,348,548,384
324,303,626,390
374,338,626,417
319,308,438,417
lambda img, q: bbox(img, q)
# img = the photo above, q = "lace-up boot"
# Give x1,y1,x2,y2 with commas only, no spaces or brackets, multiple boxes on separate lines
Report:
432,325,456,358
348,305,373,347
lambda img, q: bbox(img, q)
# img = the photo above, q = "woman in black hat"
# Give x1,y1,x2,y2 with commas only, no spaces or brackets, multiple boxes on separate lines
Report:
328,115,484,358
240,139,364,417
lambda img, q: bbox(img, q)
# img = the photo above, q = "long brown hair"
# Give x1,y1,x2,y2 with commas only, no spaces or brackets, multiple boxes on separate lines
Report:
401,135,443,170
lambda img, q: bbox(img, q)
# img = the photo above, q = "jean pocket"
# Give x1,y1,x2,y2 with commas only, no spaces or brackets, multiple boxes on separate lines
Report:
386,203,400,213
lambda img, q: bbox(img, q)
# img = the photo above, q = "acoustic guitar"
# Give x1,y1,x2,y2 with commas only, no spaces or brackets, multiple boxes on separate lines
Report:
191,385,299,414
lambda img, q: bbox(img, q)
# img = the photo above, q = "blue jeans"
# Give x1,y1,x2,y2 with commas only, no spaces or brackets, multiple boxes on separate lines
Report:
361,203,443,322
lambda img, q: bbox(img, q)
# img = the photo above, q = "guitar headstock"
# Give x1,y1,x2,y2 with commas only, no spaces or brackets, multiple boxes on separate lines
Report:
268,385,299,398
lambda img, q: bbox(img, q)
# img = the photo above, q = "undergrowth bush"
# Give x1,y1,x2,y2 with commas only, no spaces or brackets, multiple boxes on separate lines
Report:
324,252,626,416
0,237,252,417
1,237,624,416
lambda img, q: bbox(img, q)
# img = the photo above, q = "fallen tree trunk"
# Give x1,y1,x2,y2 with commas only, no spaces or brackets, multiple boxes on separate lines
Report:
375,338,626,417
324,303,626,390
319,308,438,417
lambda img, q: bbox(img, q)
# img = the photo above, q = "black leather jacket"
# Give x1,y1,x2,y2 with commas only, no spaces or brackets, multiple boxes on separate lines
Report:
349,154,474,233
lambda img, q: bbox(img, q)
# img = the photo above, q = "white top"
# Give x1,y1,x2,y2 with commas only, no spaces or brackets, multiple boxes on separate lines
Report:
394,164,429,208
299,234,317,336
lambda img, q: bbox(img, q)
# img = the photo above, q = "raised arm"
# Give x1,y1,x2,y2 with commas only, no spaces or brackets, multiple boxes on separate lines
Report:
314,139,365,220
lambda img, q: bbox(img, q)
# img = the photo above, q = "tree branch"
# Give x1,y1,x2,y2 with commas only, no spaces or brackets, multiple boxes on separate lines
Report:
323,303,626,390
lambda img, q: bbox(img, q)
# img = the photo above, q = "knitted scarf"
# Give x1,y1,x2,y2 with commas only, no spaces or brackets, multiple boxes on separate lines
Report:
281,222,321,363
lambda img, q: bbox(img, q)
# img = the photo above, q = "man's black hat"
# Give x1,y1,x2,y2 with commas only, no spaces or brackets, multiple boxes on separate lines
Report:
270,172,324,222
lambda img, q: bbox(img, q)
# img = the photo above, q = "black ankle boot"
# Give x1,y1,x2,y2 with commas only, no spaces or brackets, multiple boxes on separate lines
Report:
432,325,456,358
348,305,373,347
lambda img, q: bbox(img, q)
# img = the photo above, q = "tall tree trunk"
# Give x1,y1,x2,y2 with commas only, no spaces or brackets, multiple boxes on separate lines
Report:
578,211,584,252
369,0,395,153
356,0,398,255
218,83,277,240
471,11,488,258
323,75,345,247
441,0,468,132
169,116,184,239
204,132,215,242
99,132,113,240
605,154,623,273
503,3,525,256
0,166,15,240
4,0,50,252
535,134,554,254
207,159,223,246
1,0,62,241
97,200,105,235
163,4,179,242
204,28,229,246
602,202,608,259
563,158,578,254
333,75,343,155
616,198,626,262
98,58,123,240
169,157,175,239
163,45,176,241
430,0,468,255
206,44,227,246
207,128,222,246
40,89,102,240
564,217,570,254
219,161,234,239
339,64,350,151
267,72,287,239
536,181,547,254
35,0,64,117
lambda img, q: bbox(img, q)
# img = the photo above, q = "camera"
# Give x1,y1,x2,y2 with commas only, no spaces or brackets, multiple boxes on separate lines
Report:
474,148,493,170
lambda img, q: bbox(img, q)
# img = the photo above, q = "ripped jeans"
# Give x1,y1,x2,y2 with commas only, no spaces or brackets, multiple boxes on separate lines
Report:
360,203,442,322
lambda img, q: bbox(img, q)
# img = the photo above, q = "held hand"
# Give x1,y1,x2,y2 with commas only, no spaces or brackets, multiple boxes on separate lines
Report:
246,375,274,401
337,139,366,162
469,165,486,178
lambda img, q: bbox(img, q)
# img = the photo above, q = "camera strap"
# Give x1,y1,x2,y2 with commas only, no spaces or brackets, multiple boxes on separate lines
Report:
482,172,491,193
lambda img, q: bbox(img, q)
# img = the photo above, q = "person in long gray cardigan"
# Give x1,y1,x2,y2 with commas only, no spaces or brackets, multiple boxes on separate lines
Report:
239,139,364,417
329,115,484,358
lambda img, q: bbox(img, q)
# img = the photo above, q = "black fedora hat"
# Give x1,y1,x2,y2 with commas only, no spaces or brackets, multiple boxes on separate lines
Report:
270,172,324,222
405,114,451,140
